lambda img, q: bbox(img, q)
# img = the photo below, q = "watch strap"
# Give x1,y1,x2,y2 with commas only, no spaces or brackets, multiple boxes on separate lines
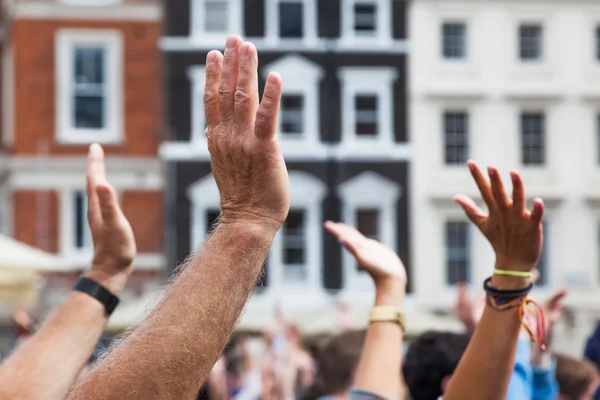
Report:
369,306,405,333
73,277,120,316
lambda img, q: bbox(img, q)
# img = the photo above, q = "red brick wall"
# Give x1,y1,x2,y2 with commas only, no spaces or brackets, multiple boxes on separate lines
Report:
11,19,162,156
13,190,59,253
122,191,163,253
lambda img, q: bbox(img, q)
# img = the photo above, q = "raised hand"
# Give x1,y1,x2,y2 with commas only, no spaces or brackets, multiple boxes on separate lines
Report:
324,221,406,288
452,283,484,334
454,161,544,286
86,144,136,295
204,35,290,232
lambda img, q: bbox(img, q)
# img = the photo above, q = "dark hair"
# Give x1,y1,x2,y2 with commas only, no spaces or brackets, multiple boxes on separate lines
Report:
556,353,599,400
403,331,471,400
301,329,366,400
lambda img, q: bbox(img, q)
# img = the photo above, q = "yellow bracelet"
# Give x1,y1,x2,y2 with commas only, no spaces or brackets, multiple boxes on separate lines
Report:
493,269,532,278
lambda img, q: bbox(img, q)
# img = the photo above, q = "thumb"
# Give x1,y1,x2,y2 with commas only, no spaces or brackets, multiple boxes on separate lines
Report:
96,183,119,222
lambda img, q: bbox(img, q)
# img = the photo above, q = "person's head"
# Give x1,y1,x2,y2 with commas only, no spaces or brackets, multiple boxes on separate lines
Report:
555,353,600,400
301,329,366,400
403,331,471,400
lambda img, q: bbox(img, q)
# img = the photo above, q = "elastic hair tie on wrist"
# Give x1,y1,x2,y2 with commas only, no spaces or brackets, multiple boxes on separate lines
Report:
483,277,533,297
493,269,532,278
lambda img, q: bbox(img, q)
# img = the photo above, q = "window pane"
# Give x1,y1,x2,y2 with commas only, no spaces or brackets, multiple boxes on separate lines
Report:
280,95,304,135
283,210,306,281
444,111,469,165
205,1,228,33
354,3,377,34
537,221,548,285
445,221,470,285
356,209,379,240
279,2,303,38
73,47,106,129
442,23,466,59
519,24,542,61
74,191,92,250
355,95,378,136
521,112,545,165
206,209,220,233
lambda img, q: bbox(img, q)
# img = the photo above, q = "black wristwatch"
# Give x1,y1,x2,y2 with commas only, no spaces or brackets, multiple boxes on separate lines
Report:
73,277,120,316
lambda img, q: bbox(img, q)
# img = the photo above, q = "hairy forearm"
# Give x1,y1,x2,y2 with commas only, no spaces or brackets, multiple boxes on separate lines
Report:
353,281,404,400
0,291,107,399
445,275,528,400
68,222,275,399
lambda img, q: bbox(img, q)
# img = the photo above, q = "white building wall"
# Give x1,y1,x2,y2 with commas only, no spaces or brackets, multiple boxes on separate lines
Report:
410,0,600,353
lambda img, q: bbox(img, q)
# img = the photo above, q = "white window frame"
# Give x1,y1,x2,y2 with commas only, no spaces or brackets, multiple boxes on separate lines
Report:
188,171,326,294
441,21,467,61
190,0,242,45
338,172,400,295
518,23,544,63
55,29,123,145
340,0,392,46
444,219,471,285
59,188,95,267
338,67,397,154
189,66,207,143
262,55,324,155
266,0,317,45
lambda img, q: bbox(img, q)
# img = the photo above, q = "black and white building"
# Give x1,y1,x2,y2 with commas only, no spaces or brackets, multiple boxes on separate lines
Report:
160,0,410,316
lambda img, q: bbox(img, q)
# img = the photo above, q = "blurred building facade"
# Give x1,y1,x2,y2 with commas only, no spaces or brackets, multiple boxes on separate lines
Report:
0,0,165,319
160,0,410,317
410,0,600,353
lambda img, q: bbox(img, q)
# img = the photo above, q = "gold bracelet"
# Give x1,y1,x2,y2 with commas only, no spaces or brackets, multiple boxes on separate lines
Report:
369,306,405,333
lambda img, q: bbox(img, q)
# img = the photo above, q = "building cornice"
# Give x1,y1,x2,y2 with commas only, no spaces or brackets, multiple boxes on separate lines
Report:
11,2,162,21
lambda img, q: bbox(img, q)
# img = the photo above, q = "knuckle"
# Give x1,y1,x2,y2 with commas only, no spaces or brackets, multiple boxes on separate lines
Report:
203,90,218,106
255,107,272,123
234,88,252,106
218,84,234,98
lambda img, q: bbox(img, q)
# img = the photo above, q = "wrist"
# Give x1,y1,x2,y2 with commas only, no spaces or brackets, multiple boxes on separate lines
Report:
84,269,129,296
220,210,284,235
492,261,533,290
374,278,406,308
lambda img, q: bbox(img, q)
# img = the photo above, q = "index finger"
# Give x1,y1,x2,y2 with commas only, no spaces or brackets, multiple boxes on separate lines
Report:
86,143,105,223
466,160,495,211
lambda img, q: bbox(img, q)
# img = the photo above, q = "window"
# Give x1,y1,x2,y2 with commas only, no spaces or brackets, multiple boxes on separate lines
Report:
339,172,400,292
263,55,324,153
280,95,305,135
537,221,548,285
444,112,469,165
355,95,379,136
339,68,397,149
191,0,241,41
356,209,379,240
521,112,545,165
56,30,122,144
204,0,228,33
73,191,92,251
596,26,600,62
519,24,543,61
267,0,316,43
282,210,307,280
442,22,466,60
341,0,391,42
279,1,303,38
354,3,377,35
445,221,470,285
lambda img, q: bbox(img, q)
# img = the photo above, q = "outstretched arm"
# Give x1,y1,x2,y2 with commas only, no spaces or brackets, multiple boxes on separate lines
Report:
68,35,289,400
0,144,136,400
445,162,545,400
325,222,407,400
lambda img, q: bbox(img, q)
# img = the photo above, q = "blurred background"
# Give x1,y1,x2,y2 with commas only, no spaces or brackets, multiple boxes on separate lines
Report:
0,0,597,360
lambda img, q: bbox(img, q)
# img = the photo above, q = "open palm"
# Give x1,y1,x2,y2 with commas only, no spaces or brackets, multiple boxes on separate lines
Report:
324,221,406,285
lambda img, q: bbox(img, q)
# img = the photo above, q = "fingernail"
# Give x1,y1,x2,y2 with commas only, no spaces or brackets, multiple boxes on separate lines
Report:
511,172,518,183
468,163,475,172
487,167,495,176
226,36,237,50
241,43,250,57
